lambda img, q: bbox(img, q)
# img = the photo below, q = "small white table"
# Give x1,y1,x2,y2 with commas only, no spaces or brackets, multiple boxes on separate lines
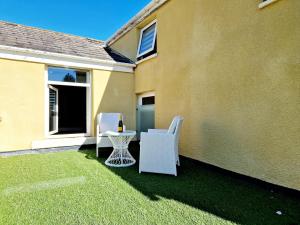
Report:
104,130,136,167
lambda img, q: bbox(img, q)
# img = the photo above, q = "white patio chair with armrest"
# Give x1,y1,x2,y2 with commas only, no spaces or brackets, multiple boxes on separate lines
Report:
96,113,122,157
139,116,184,176
147,116,182,165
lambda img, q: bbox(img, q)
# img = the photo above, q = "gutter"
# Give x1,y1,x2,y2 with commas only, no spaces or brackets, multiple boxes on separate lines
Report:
105,0,168,46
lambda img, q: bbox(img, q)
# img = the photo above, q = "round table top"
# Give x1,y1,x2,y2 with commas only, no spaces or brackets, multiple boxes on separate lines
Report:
105,130,136,137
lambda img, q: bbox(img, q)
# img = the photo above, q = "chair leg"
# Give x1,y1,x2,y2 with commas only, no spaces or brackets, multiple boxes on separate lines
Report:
96,145,98,158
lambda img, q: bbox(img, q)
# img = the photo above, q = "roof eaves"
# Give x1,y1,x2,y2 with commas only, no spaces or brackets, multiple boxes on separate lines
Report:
105,0,168,46
0,44,136,68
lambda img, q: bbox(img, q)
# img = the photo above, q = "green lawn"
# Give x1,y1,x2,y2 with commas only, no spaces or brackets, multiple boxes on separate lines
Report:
0,145,299,225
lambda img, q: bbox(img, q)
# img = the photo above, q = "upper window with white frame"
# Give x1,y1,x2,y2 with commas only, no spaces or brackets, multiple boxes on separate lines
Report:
259,0,280,8
48,67,87,83
137,20,157,60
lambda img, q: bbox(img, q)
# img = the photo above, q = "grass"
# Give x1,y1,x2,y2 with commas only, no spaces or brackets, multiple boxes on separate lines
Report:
0,144,299,225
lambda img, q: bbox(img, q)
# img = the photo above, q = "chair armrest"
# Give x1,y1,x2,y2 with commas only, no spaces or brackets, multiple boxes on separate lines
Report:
96,124,99,137
96,125,109,137
140,132,175,145
148,129,168,133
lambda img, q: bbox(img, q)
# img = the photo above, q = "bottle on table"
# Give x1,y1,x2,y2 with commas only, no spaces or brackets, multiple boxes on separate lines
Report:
118,114,123,132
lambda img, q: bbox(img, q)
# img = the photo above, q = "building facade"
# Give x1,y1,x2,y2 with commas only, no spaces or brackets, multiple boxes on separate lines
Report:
0,0,299,191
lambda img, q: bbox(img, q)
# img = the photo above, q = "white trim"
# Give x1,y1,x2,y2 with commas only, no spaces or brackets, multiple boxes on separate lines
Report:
86,71,92,137
48,85,59,135
137,20,158,58
47,81,90,87
32,137,96,149
47,133,90,139
259,0,280,9
0,45,135,73
106,0,168,46
44,67,49,137
136,53,158,65
137,92,155,106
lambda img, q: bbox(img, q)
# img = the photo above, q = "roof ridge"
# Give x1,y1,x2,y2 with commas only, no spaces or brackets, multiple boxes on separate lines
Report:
0,20,104,44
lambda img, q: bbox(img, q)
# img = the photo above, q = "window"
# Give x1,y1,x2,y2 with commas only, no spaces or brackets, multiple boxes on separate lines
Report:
142,96,155,105
46,66,91,137
137,20,157,60
48,67,87,83
259,0,280,9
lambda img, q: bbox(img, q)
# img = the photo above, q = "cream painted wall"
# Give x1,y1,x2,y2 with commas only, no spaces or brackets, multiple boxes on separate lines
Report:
0,58,45,151
91,70,135,136
110,28,140,62
111,0,300,190
0,59,135,151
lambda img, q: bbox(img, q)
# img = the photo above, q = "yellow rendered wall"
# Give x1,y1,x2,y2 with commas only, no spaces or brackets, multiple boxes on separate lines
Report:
0,59,135,151
110,28,140,62
91,70,135,136
111,0,300,190
0,59,45,151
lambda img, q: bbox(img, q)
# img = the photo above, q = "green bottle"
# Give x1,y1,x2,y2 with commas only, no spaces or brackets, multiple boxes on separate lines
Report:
118,114,123,132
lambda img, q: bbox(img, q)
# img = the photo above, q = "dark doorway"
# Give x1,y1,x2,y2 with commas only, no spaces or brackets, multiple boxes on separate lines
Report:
53,85,86,134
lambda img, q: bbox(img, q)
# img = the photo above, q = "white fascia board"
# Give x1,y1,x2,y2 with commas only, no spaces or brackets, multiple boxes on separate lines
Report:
106,0,168,46
0,45,135,73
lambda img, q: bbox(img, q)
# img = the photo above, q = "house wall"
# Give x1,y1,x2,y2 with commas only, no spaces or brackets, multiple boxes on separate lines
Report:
110,0,300,190
0,58,135,151
91,70,135,136
0,58,45,151
110,14,157,63
110,28,140,62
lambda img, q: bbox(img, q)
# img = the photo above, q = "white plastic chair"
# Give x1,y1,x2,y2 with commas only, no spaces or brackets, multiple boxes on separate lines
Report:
139,116,184,176
96,113,122,157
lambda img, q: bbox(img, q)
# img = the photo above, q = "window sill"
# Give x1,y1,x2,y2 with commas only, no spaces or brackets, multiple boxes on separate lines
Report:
136,53,158,65
47,133,91,139
259,0,280,9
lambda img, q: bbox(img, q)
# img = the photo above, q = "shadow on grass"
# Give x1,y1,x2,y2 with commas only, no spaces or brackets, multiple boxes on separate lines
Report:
79,143,300,225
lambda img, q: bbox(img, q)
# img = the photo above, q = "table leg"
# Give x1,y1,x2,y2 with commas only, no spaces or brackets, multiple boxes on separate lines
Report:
105,136,136,167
